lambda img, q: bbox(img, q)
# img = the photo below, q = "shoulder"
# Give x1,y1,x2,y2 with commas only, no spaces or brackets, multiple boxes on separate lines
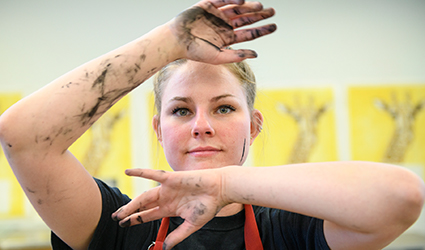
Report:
94,178,131,207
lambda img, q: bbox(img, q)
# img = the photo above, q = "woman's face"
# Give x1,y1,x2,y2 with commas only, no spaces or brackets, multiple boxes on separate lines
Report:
153,61,261,171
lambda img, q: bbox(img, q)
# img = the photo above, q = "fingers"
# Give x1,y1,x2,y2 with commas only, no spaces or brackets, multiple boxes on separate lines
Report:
125,168,169,183
220,2,263,19
231,8,275,28
163,221,203,250
117,206,166,228
208,49,257,64
233,23,277,43
203,0,245,8
111,186,160,222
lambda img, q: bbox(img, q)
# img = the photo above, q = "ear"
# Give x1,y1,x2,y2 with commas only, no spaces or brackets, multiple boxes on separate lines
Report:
250,109,263,145
152,115,163,146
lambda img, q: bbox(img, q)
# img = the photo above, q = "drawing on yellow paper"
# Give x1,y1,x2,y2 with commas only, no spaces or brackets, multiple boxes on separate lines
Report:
70,95,132,195
0,93,24,219
349,85,425,180
253,88,337,167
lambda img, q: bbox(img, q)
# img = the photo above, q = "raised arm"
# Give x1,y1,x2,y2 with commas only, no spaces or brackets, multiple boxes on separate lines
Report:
0,1,276,249
114,162,425,250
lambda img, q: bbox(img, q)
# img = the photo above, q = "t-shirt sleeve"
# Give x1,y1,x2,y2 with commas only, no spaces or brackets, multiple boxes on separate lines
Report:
255,206,330,250
51,178,156,249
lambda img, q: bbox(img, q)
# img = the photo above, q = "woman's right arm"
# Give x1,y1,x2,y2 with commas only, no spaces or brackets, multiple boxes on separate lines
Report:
0,22,180,250
0,1,276,249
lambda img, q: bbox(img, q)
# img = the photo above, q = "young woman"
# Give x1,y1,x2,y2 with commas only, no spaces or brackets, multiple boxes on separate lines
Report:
0,0,423,249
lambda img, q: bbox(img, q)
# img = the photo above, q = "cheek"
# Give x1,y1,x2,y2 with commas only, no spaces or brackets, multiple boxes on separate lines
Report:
219,120,250,145
161,124,185,148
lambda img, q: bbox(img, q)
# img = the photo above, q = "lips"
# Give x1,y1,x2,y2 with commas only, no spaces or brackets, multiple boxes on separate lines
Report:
187,146,222,157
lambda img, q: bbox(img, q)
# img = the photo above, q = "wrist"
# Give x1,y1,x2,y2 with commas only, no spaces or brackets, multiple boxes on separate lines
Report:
218,166,240,205
162,20,187,62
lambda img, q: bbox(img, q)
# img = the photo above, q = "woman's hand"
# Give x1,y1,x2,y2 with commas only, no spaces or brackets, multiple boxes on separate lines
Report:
168,0,276,64
111,168,228,249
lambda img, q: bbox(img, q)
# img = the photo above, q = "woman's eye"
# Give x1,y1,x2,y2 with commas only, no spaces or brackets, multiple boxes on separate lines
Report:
172,108,190,117
217,105,236,114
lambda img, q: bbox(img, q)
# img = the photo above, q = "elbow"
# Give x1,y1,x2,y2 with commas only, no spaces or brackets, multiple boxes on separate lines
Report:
0,107,24,153
408,177,425,222
395,169,425,230
0,110,13,150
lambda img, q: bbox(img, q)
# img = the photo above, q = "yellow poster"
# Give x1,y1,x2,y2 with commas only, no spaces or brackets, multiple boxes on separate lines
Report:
70,95,133,196
349,85,425,179
0,93,25,219
253,88,337,167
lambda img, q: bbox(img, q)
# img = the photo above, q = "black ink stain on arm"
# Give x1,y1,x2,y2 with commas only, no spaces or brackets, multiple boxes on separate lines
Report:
26,187,36,194
92,69,108,95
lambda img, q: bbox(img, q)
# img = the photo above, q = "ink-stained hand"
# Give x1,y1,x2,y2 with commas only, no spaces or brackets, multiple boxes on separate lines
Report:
169,0,276,64
111,168,227,250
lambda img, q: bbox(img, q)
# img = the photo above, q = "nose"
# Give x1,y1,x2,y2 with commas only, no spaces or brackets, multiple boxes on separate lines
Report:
191,112,215,137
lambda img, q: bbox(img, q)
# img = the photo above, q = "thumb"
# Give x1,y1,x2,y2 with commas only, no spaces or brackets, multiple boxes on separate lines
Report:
211,49,258,64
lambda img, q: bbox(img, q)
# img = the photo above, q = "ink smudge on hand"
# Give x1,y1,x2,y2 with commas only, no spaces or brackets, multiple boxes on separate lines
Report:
119,218,131,228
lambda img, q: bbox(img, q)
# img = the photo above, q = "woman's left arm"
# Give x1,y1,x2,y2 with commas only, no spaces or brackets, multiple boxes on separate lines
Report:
221,161,425,250
114,161,425,250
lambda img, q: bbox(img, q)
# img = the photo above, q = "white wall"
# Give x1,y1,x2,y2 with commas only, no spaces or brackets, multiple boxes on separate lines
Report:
1,0,425,238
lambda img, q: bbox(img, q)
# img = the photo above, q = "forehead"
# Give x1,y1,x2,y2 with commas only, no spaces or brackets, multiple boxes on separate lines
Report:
162,62,246,101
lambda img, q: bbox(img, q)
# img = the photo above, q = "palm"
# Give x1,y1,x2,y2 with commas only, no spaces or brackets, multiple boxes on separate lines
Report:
169,0,276,64
159,172,222,227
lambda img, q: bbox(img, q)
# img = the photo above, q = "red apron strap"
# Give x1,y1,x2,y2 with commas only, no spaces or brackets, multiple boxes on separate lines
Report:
150,217,169,250
244,204,263,250
150,205,263,249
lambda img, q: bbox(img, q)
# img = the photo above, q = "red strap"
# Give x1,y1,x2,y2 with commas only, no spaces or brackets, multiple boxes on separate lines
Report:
151,217,169,250
151,205,263,249
244,204,263,250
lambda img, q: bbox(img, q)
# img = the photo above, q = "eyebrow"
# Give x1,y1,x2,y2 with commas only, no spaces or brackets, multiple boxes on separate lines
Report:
210,94,236,102
168,94,236,104
168,96,193,104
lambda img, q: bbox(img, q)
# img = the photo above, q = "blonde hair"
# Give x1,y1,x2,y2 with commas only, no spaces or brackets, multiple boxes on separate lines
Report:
153,59,257,115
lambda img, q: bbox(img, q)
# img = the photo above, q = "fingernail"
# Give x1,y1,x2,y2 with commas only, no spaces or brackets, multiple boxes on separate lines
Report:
119,218,131,228
268,24,277,32
111,208,122,221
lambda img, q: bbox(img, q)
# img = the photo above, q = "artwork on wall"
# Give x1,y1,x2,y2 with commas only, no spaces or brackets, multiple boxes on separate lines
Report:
349,85,425,179
69,95,133,195
0,94,132,219
252,88,337,167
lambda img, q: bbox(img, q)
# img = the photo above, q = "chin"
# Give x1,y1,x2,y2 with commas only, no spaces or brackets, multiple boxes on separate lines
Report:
173,161,233,171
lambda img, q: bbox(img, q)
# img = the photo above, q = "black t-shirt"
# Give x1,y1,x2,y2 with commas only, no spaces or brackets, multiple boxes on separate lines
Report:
51,178,330,249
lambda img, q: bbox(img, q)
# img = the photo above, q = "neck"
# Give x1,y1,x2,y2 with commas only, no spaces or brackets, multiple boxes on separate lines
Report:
216,203,244,217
